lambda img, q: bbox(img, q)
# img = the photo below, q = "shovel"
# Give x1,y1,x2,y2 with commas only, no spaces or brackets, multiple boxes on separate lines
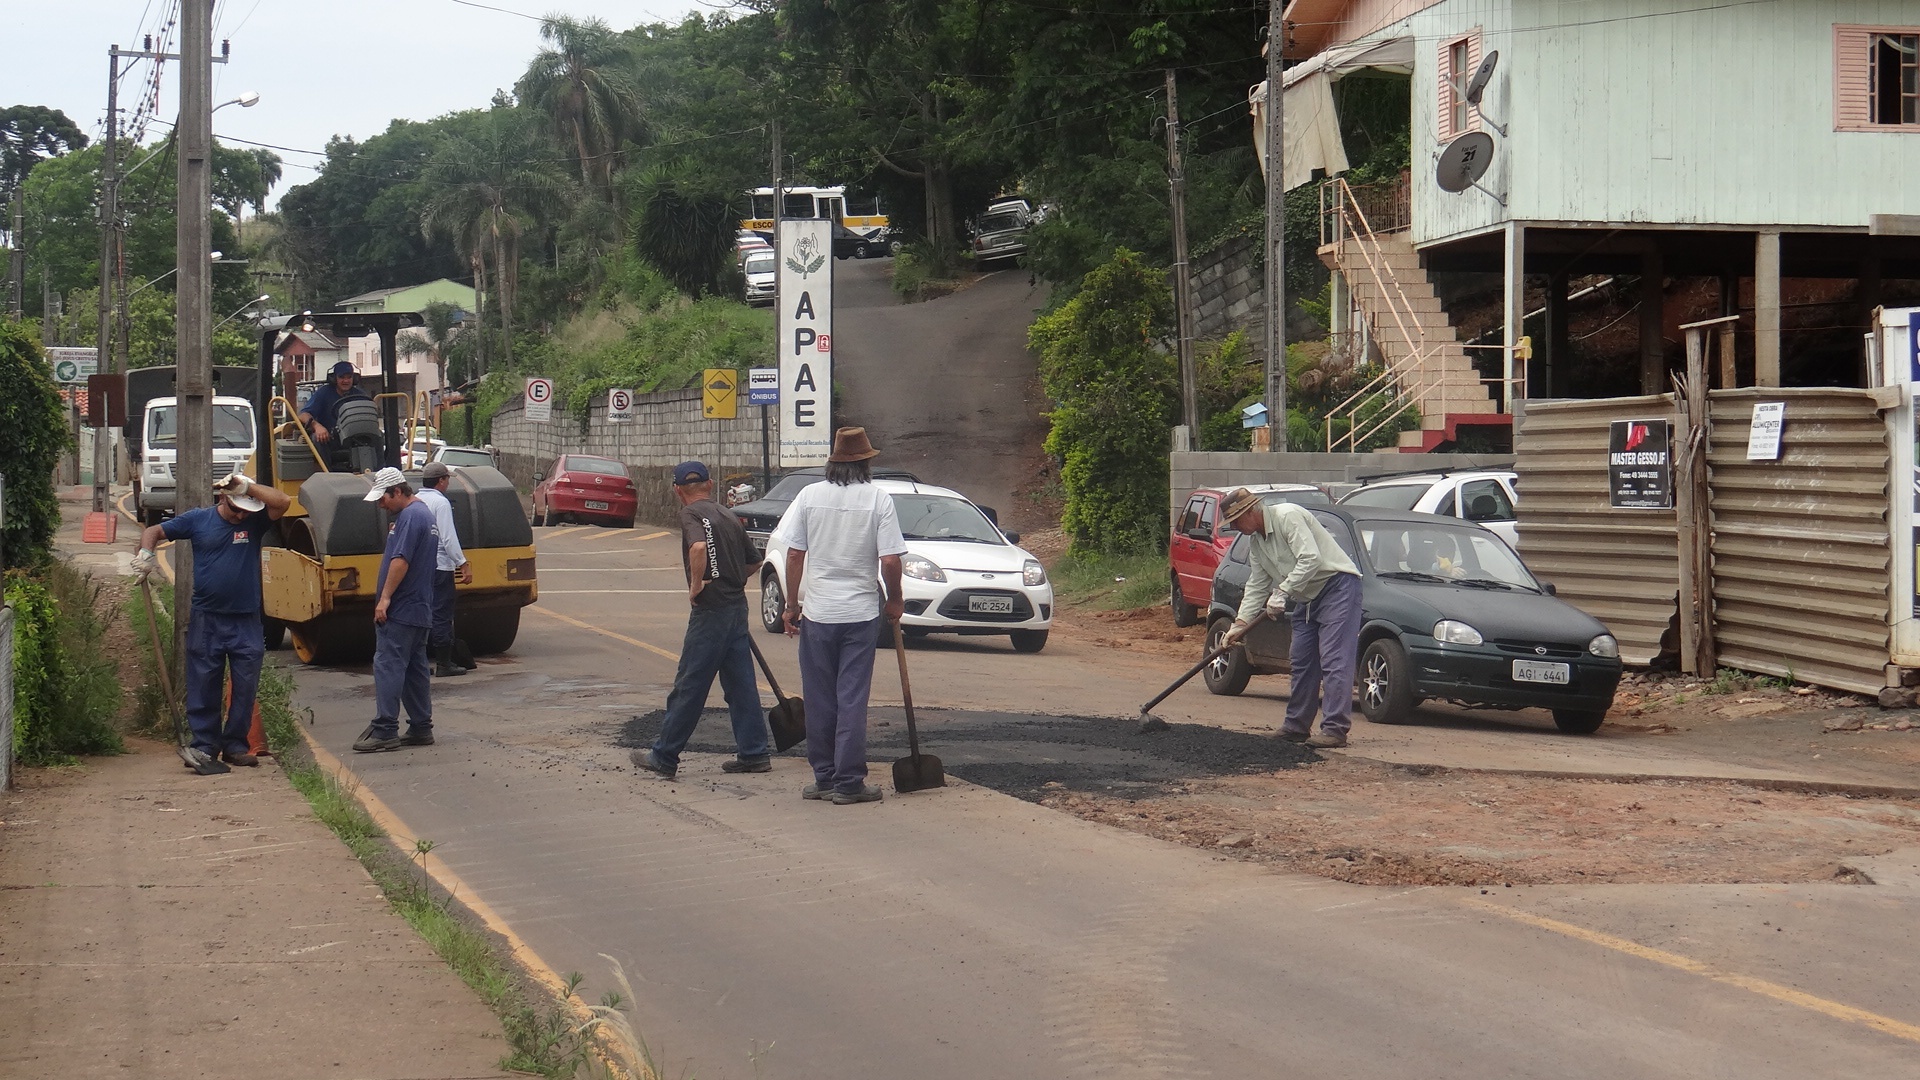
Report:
890,623,945,793
138,576,229,775
1135,611,1270,734
745,634,807,752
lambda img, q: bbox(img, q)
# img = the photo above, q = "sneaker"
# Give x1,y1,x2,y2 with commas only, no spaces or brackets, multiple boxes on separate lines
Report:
832,784,884,805
400,729,434,747
1276,729,1311,743
721,756,772,774
1307,731,1348,749
802,781,834,801
222,749,260,767
353,727,404,753
630,749,675,779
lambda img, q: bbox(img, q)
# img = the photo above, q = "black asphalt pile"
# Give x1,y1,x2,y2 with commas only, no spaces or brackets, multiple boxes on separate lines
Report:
617,708,1318,801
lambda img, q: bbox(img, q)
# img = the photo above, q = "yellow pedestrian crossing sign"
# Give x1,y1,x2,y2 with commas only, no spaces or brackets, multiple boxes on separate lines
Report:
703,368,738,419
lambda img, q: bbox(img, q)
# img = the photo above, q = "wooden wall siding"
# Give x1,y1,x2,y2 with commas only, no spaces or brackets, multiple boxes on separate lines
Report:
1513,395,1680,666
1707,388,1895,695
1410,2,1512,245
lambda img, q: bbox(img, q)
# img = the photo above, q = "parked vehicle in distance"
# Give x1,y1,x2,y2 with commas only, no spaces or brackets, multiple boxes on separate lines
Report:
759,479,1052,652
432,444,497,469
1169,483,1331,627
399,420,446,470
1205,504,1620,733
531,454,638,528
1337,469,1521,548
968,204,1032,264
743,247,776,305
730,465,923,559
138,395,257,525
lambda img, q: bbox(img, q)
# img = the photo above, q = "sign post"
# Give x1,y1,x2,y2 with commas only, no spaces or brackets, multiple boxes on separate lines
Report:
525,377,553,423
776,218,833,466
748,367,779,493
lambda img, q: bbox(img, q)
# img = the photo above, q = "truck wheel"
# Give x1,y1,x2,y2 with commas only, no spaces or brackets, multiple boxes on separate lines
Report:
1358,638,1415,724
463,607,522,656
263,617,286,651
1202,617,1252,696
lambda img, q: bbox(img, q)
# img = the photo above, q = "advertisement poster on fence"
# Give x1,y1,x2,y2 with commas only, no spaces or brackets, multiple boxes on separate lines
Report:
776,218,832,466
1608,418,1672,509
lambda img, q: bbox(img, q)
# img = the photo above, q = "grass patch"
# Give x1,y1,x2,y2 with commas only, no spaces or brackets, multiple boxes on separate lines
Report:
257,664,612,1078
1701,667,1794,696
125,581,176,736
1048,552,1171,611
5,562,125,764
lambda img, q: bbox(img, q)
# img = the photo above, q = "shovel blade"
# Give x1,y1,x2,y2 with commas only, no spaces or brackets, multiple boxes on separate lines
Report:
768,697,807,752
892,752,946,793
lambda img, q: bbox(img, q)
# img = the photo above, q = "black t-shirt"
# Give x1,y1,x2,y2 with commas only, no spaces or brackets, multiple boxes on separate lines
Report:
681,498,752,609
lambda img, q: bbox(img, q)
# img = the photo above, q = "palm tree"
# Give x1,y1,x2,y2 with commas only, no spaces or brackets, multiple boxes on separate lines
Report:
399,301,468,390
516,16,645,202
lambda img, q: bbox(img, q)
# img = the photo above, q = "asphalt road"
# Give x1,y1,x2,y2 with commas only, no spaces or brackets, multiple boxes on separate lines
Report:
285,525,1920,1079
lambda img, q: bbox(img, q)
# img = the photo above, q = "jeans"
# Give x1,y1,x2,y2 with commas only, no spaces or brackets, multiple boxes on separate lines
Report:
430,569,456,649
1283,571,1363,737
184,608,264,756
651,602,770,771
372,620,432,737
797,616,883,793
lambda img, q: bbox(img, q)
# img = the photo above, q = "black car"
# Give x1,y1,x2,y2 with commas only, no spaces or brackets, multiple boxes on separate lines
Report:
731,466,923,557
1205,505,1621,734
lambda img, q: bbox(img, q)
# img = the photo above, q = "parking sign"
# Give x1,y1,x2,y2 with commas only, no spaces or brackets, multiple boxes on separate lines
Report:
525,377,554,423
608,387,635,422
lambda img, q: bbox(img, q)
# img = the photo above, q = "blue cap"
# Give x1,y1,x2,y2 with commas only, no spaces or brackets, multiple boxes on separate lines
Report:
330,361,354,377
672,461,709,486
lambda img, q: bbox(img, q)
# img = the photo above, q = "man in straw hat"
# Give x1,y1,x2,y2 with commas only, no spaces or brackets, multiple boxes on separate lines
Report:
771,427,907,804
355,467,440,752
133,473,292,772
1219,487,1363,748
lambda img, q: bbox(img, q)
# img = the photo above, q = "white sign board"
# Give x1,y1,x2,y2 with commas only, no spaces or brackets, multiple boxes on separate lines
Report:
47,347,99,384
525,377,554,423
607,387,635,423
747,366,779,406
1746,402,1785,461
777,218,833,466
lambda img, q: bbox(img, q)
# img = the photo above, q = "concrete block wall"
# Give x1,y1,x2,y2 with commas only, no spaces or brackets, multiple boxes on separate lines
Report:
1169,450,1517,517
491,388,782,527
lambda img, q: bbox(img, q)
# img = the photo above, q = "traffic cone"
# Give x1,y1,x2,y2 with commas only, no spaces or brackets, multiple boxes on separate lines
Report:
224,679,271,758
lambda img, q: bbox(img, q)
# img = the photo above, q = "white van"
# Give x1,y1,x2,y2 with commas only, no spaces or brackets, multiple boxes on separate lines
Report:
138,395,257,524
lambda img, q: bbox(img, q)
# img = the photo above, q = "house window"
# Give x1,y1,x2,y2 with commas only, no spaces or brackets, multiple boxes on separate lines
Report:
1438,33,1481,141
1836,25,1920,130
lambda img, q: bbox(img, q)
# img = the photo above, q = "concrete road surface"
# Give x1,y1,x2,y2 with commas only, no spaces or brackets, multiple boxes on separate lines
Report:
285,526,1920,1078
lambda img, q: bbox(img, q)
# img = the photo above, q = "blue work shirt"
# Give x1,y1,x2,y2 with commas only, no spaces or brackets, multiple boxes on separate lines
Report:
301,381,369,433
161,505,271,614
377,499,440,628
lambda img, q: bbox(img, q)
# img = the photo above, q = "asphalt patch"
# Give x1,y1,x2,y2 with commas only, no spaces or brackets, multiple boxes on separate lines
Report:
616,708,1318,800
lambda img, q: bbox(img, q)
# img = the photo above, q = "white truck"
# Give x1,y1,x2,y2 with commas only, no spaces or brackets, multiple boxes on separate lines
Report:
137,394,258,525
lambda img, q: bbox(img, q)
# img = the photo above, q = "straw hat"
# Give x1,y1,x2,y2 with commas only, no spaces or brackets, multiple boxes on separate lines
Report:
1220,487,1262,523
828,427,880,462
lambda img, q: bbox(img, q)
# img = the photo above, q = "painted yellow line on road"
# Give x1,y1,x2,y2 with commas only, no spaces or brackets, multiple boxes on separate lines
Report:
633,530,669,541
1462,897,1920,1045
530,605,681,663
542,526,589,539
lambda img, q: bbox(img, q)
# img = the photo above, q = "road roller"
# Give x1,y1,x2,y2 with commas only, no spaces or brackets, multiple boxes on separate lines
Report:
248,311,537,665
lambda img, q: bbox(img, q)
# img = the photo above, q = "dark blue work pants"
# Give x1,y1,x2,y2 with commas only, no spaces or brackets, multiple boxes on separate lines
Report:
797,615,883,794
430,569,456,649
184,608,264,757
650,602,770,771
371,620,432,738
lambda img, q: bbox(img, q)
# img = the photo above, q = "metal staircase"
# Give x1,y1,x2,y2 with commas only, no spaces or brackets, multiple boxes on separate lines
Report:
1316,178,1508,452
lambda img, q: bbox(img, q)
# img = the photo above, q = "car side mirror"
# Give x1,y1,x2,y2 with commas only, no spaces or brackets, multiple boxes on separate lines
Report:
1541,581,1557,596
1187,527,1212,541
1002,531,1021,544
532,472,545,482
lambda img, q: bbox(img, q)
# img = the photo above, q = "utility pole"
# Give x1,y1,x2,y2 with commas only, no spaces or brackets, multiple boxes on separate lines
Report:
1262,2,1287,450
1165,70,1200,438
94,45,123,514
174,0,214,637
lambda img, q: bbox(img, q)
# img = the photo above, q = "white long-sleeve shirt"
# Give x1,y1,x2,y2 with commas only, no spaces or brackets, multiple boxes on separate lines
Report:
415,487,466,572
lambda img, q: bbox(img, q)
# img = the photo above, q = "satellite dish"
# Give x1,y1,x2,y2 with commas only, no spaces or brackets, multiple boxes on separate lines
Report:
1465,50,1499,106
1436,131,1496,193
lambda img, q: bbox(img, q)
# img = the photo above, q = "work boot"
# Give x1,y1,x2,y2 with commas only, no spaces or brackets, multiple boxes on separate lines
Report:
222,749,260,767
353,726,403,753
832,784,884,805
400,727,434,747
802,781,834,801
630,749,675,779
433,645,467,678
1307,731,1348,749
721,756,772,773
1276,729,1311,743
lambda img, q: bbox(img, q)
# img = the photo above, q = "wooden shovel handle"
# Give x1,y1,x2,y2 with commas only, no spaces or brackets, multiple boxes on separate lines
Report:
892,621,923,760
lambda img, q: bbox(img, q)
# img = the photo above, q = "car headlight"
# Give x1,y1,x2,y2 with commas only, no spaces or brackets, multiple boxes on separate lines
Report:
1023,559,1047,587
1588,634,1619,659
901,554,947,582
1433,619,1484,646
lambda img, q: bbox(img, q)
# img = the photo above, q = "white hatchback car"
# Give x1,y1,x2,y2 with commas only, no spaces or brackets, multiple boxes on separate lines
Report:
1337,469,1521,548
759,479,1055,652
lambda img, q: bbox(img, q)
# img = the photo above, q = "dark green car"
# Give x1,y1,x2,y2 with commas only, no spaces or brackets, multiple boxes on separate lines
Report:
1206,505,1622,734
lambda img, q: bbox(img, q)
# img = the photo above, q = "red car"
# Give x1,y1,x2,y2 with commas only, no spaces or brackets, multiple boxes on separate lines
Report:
1169,483,1331,626
531,454,638,528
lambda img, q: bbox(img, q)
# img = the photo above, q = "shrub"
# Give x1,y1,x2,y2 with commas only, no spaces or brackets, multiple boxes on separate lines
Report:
6,564,124,764
0,319,71,568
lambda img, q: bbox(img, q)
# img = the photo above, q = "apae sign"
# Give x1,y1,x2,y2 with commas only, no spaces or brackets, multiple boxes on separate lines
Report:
1608,418,1673,509
777,218,832,465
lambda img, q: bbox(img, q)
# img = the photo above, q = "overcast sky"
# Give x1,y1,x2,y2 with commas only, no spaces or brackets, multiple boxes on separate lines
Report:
5,0,706,206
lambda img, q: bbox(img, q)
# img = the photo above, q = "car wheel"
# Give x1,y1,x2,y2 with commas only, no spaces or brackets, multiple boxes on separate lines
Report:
541,506,557,527
1170,574,1199,628
759,572,786,634
1358,638,1415,724
1201,617,1252,696
1552,709,1607,735
854,241,870,259
618,517,636,529
1009,629,1049,653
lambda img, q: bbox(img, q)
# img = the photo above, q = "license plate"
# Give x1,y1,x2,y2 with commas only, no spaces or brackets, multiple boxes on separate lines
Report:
584,500,609,511
968,595,1015,614
1512,659,1571,685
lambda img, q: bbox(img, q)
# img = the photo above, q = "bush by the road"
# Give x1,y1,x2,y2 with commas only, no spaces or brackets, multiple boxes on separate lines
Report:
0,318,71,568
5,564,124,765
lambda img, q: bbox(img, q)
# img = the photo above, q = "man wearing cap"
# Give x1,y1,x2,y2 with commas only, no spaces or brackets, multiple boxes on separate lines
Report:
1220,487,1364,748
772,428,907,805
630,461,773,780
355,467,440,752
298,361,369,456
416,462,473,678
133,474,292,773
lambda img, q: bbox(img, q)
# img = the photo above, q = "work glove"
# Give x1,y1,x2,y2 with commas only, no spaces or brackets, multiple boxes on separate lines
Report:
1264,589,1291,619
131,548,156,581
214,473,254,498
1223,619,1251,646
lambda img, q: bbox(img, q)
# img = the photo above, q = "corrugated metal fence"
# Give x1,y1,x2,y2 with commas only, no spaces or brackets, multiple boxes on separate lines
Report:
1516,388,1897,693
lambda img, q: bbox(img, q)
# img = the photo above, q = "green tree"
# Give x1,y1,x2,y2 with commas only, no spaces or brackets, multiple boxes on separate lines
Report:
1029,249,1176,555
0,319,71,566
0,105,87,207
517,16,645,202
400,301,471,387
627,163,741,297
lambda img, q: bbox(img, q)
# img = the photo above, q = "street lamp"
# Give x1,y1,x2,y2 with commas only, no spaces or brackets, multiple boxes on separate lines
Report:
214,91,260,113
213,293,271,333
124,250,226,300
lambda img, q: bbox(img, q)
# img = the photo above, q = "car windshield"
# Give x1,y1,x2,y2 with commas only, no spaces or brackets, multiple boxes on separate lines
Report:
1358,522,1539,590
744,253,775,274
439,448,492,467
1341,484,1427,512
892,494,1004,544
566,457,626,476
977,210,1026,233
148,404,253,449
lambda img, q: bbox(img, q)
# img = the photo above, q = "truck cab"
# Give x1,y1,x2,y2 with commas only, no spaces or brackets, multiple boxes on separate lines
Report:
138,394,257,525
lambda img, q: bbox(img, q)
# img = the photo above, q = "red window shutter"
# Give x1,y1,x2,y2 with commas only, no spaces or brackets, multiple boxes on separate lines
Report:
1437,39,1455,142
1835,25,1875,129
